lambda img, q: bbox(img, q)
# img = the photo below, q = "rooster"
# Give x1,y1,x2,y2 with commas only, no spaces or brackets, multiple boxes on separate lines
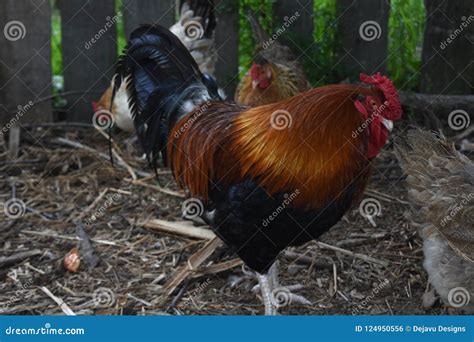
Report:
235,11,310,106
93,0,217,132
396,130,473,311
114,25,402,315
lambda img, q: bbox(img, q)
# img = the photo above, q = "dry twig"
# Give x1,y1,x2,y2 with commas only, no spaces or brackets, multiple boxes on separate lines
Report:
39,286,76,316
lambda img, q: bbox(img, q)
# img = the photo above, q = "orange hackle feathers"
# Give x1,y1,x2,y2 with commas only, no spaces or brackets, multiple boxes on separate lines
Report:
169,84,381,210
168,101,244,200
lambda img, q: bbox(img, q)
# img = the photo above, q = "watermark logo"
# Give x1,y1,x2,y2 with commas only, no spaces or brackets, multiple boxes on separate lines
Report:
174,101,210,138
92,110,115,131
183,20,204,41
359,21,382,41
440,193,473,227
1,277,34,313
448,109,470,131
352,279,390,314
184,278,212,303
440,15,474,49
359,198,382,227
85,14,121,50
3,198,26,219
262,190,300,227
4,21,26,41
93,287,115,308
262,12,300,50
352,101,389,138
4,322,85,336
448,287,470,308
270,287,291,308
182,198,204,219
270,110,293,130
84,193,122,226
0,101,34,137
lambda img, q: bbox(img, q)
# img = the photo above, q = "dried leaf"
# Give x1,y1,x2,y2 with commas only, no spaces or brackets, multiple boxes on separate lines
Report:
64,247,80,273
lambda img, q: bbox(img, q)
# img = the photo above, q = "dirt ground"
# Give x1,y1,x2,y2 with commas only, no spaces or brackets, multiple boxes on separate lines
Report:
0,122,466,316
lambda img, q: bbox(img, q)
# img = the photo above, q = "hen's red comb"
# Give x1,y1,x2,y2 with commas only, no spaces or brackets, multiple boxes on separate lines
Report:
360,73,402,120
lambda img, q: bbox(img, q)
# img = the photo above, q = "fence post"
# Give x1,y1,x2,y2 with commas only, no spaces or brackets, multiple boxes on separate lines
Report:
59,0,117,122
215,0,240,97
336,0,390,81
272,0,314,56
0,0,52,126
123,0,176,39
420,0,473,94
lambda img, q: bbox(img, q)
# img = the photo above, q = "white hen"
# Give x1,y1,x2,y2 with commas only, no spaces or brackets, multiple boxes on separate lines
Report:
93,0,217,132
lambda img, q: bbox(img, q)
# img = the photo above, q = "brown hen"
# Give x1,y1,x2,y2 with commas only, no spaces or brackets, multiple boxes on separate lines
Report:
235,11,310,106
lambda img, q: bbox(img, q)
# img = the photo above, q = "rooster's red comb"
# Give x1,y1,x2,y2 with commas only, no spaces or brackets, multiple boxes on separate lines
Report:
360,73,402,120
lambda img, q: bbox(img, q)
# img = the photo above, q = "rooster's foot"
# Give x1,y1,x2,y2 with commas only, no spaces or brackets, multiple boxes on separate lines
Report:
256,261,311,315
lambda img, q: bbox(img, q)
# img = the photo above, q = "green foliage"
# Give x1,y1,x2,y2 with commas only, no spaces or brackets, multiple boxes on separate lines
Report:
115,0,127,54
238,0,273,76
388,0,425,91
50,0,65,106
312,0,337,86
50,0,62,78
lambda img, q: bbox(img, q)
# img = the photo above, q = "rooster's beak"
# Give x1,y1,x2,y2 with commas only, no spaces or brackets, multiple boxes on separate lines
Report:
252,80,259,90
382,118,394,132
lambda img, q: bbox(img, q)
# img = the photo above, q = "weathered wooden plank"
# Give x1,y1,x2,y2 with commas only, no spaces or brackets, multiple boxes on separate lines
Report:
214,0,239,97
59,0,117,122
336,0,390,80
400,92,474,126
0,0,52,127
123,0,175,38
272,0,314,57
420,0,473,94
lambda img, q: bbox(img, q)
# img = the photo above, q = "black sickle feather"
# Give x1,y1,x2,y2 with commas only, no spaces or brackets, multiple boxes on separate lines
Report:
111,24,220,179
107,86,115,167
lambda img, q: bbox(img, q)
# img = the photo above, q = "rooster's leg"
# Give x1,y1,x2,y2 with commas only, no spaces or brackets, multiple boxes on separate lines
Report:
257,273,278,315
256,261,311,315
268,260,280,287
265,261,312,310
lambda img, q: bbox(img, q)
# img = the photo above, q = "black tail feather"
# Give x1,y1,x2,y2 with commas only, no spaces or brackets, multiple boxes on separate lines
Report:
113,24,220,175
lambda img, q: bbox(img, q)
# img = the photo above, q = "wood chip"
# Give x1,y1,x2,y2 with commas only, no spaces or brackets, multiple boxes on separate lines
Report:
163,237,222,296
0,249,42,268
316,241,389,267
142,219,216,240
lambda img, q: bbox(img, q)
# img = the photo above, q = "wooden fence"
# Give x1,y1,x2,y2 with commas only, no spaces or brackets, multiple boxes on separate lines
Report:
0,0,176,125
0,0,472,128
